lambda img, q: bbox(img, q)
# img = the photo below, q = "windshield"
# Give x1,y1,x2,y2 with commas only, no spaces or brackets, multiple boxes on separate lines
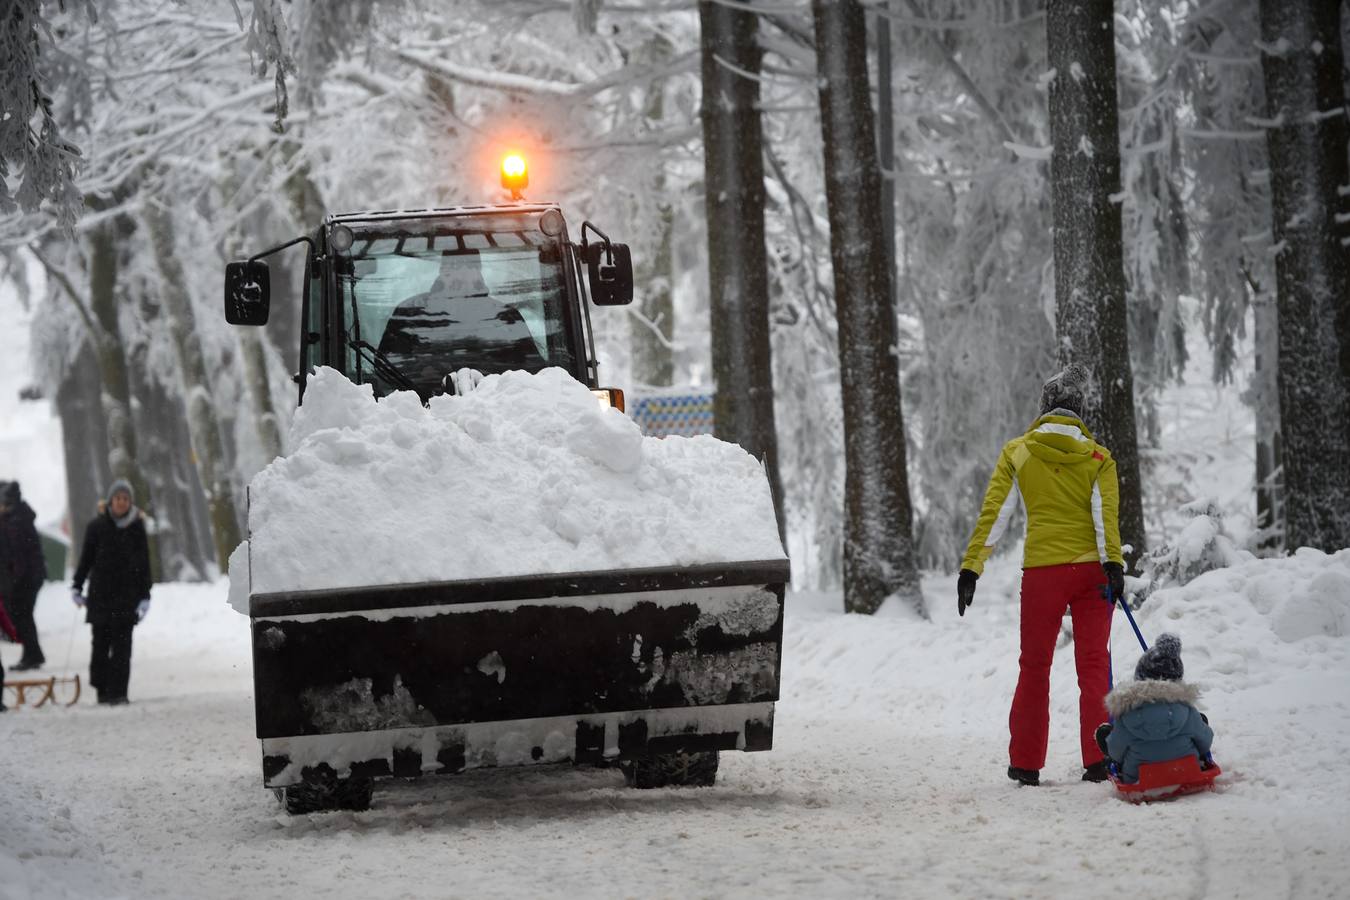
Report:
335,213,577,397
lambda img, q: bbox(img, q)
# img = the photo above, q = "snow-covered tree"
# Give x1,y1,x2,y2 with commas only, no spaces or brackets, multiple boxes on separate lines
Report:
812,0,922,616
699,1,785,540
0,0,93,230
1257,0,1350,551
1045,0,1146,563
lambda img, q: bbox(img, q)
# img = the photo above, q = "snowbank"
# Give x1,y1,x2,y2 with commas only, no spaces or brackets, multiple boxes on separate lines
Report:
231,367,784,605
1135,546,1350,684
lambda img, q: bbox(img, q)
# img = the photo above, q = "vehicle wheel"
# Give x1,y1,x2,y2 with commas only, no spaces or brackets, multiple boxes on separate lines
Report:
281,767,374,814
621,750,719,789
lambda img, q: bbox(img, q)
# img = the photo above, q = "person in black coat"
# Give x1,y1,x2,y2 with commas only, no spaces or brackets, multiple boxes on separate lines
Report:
71,480,152,705
0,479,49,671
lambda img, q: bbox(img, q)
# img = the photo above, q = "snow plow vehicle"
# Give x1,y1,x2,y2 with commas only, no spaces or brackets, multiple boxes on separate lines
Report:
224,158,789,814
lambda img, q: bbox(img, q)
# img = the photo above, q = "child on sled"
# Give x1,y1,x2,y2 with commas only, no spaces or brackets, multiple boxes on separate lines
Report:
1094,633,1214,784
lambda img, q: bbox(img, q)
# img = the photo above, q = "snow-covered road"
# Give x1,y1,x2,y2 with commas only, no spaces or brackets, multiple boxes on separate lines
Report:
3,556,1349,900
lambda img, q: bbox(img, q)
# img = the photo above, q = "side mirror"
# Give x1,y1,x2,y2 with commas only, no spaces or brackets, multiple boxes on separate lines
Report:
585,242,634,306
224,260,271,326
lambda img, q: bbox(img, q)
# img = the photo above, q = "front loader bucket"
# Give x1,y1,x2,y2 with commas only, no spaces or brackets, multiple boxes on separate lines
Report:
249,560,788,788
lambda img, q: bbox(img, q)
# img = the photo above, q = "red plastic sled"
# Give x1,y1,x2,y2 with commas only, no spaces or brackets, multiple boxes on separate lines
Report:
1109,755,1221,802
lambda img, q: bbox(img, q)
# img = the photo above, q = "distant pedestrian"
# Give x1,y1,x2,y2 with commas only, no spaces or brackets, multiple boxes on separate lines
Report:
0,480,49,672
71,480,152,705
957,365,1125,786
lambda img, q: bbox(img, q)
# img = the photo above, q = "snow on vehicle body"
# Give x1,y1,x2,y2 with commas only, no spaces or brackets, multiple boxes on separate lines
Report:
225,175,788,812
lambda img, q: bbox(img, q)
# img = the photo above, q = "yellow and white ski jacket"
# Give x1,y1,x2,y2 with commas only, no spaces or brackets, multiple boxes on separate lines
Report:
960,413,1123,575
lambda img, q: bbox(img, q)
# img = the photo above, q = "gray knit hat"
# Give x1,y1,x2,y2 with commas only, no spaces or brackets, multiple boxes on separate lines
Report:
1039,364,1089,417
106,479,135,506
1135,633,1184,682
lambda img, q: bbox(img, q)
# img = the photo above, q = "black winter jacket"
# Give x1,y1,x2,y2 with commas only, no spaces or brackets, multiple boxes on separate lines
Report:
0,501,47,595
72,510,152,625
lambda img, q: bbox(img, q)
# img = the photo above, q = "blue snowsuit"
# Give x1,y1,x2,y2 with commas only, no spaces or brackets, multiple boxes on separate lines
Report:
1103,678,1214,784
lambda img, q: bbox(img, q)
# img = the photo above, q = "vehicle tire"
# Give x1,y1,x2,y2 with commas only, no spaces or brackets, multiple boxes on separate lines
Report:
281,767,374,814
621,750,719,789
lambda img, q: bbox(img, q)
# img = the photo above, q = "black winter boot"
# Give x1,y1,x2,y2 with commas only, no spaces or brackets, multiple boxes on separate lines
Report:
1094,723,1113,759
1082,761,1110,783
1007,766,1040,786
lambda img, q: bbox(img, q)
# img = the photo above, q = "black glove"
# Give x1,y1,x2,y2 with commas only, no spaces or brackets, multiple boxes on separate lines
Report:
957,569,978,617
1103,562,1125,605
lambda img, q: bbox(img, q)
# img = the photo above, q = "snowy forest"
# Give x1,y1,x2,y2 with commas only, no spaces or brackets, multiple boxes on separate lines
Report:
4,1,1350,897
4,0,1346,612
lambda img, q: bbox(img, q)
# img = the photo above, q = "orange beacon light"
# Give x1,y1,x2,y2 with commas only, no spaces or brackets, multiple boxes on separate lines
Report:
501,154,528,198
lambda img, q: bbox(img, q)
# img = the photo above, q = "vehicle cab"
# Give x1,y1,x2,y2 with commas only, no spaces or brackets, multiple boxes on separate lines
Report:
224,158,633,407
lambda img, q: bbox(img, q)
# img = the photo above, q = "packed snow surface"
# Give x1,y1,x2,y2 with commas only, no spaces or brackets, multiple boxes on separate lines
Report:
4,546,1349,899
235,367,784,602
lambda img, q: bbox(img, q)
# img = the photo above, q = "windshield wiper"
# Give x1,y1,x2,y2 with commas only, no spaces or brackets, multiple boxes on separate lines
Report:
346,339,425,401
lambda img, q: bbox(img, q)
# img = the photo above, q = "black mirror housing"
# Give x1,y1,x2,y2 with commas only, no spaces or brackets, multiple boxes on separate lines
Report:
224,260,271,326
585,242,634,306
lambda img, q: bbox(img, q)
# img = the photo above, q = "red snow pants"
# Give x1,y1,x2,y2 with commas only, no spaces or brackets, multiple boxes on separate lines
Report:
1009,562,1113,770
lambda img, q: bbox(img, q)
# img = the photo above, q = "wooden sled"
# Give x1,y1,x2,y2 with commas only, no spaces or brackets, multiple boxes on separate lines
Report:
3,674,82,708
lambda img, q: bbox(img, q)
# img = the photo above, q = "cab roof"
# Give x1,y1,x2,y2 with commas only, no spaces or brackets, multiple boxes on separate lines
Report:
326,203,561,226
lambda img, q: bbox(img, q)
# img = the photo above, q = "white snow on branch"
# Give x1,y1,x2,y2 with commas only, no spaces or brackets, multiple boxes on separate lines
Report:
625,307,684,353
396,49,585,96
1122,136,1168,157
1245,113,1285,129
1240,230,1273,245
1180,126,1265,142
1002,141,1052,160
395,48,699,100
1254,37,1291,57
1306,107,1345,123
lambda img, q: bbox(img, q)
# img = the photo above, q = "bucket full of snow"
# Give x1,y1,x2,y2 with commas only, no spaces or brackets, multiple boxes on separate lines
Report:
229,368,789,808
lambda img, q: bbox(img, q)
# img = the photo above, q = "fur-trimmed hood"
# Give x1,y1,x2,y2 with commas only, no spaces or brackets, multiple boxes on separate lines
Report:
1105,679,1200,717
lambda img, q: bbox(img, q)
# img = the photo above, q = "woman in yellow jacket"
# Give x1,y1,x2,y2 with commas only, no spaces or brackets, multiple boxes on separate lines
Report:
957,365,1125,786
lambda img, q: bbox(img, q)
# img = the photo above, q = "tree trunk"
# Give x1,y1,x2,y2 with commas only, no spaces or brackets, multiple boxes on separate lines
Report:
86,216,160,579
220,162,289,461
55,340,112,553
240,329,285,460
144,202,243,571
633,36,677,388
1251,281,1282,549
699,0,786,539
633,205,676,387
1045,0,1146,565
130,365,212,582
811,0,923,616
274,138,326,371
1258,0,1350,551
874,2,898,314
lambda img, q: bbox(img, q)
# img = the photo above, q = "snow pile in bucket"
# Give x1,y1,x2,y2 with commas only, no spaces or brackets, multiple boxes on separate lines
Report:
228,367,783,608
